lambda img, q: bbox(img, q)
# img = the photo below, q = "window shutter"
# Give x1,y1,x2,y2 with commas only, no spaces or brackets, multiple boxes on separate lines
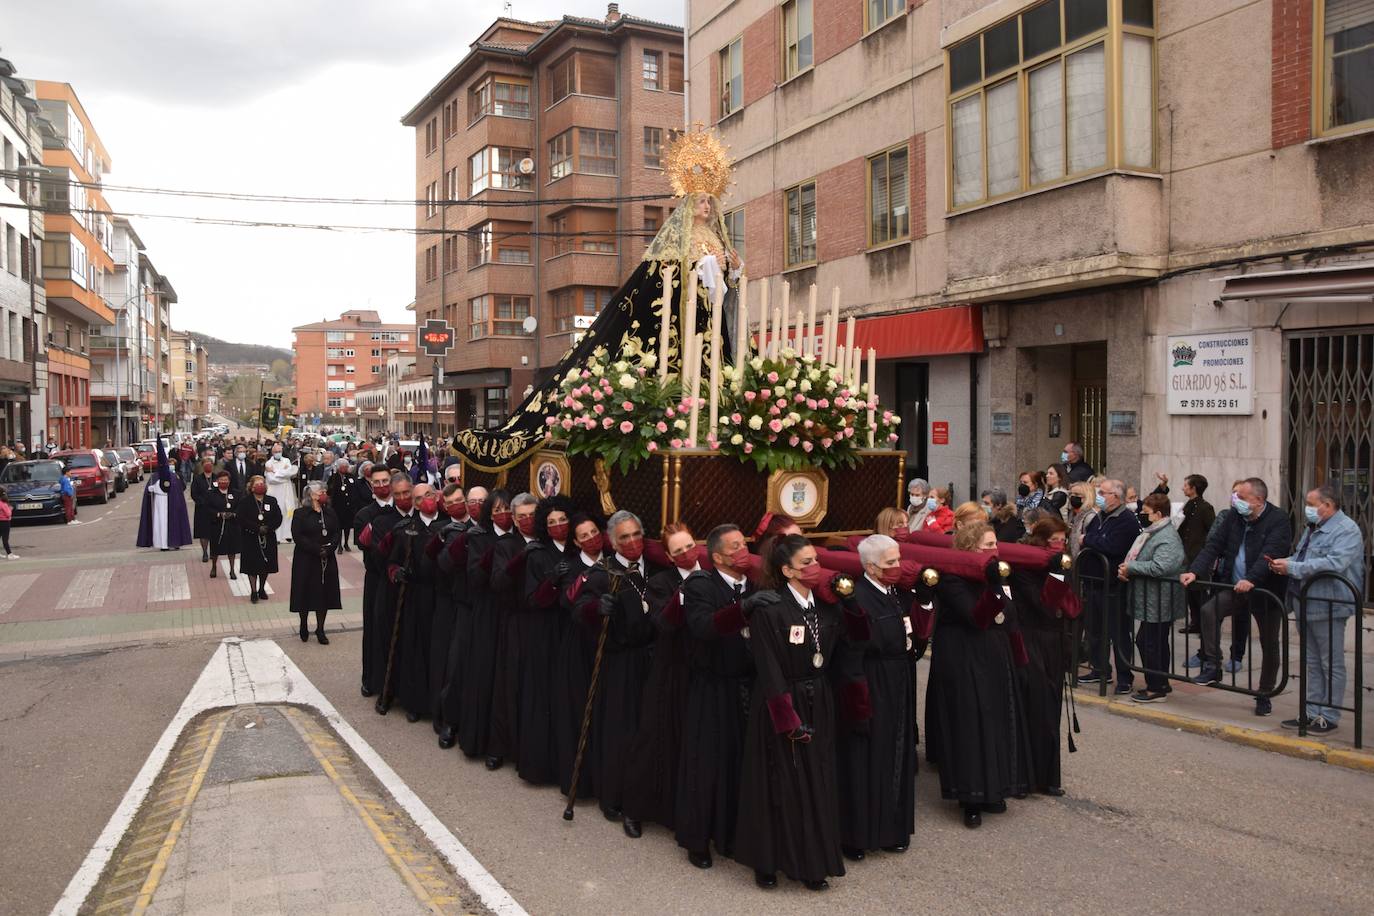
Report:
579,53,617,97
668,53,684,92
1325,0,1374,34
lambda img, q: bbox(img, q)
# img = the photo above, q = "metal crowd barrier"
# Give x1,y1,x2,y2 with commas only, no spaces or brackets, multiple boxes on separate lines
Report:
1296,572,1366,749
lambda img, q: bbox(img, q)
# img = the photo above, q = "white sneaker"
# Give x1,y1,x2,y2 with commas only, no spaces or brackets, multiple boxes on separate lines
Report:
70,519,82,525
6,553,18,559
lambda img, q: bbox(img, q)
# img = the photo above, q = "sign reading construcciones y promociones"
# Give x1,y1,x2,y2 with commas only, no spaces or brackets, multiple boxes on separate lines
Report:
1166,330,1254,415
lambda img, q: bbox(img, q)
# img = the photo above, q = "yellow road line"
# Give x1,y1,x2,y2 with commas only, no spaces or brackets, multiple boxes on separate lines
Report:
128,713,229,915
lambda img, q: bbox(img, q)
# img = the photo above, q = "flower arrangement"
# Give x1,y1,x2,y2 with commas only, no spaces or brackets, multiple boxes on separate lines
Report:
712,347,899,472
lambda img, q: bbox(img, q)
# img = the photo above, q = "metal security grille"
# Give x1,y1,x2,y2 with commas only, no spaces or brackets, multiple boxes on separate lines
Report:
1285,329,1373,603
1073,383,1107,473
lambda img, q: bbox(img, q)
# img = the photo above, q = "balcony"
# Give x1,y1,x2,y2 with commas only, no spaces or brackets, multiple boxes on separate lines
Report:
161,371,170,385
160,338,169,356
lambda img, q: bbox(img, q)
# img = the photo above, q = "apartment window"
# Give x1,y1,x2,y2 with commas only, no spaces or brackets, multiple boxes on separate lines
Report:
470,147,532,195
548,51,617,105
723,207,746,263
442,99,459,137
867,0,904,32
326,330,346,342
345,365,356,374
468,221,532,266
442,236,458,273
643,206,663,234
644,127,664,168
718,39,743,117
445,166,459,202
643,50,662,89
1319,0,1374,134
553,287,613,331
344,348,355,357
468,294,532,340
782,0,814,80
185,360,195,373
327,397,344,409
424,245,438,281
784,180,817,267
549,131,573,181
578,129,617,175
425,180,439,217
947,0,1156,209
549,208,616,256
328,365,340,377
371,365,381,374
424,117,438,154
868,146,909,245
371,348,381,357
469,76,532,121
668,53,685,92
371,331,408,342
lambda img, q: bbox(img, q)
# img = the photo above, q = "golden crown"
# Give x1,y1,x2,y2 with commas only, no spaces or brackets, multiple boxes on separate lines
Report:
663,124,733,199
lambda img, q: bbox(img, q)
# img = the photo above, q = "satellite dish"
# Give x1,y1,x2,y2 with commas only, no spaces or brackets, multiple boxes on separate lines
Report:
522,315,538,334
518,157,535,174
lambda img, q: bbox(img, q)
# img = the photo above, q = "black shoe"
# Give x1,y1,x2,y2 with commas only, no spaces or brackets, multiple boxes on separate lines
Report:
299,625,308,642
963,807,982,829
250,591,258,604
1255,696,1273,717
1077,672,1105,685
258,589,268,600
982,800,1007,814
754,870,777,889
1181,623,1202,634
202,552,209,563
405,711,420,723
337,546,344,554
229,572,237,581
361,684,374,698
210,566,217,579
622,817,642,839
485,756,504,771
315,631,329,645
1113,682,1134,695
803,880,829,892
882,843,908,853
600,805,621,822
438,728,456,750
344,544,351,552
1041,786,1066,797
374,699,389,715
687,849,712,869
842,846,865,862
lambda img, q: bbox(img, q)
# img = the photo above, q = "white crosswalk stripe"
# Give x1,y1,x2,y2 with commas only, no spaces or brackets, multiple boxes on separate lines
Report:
57,568,114,609
0,573,38,615
147,564,191,602
218,558,273,598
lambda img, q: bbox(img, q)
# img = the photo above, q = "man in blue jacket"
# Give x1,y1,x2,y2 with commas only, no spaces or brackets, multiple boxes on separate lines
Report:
1269,483,1366,734
1079,479,1142,693
1182,478,1292,715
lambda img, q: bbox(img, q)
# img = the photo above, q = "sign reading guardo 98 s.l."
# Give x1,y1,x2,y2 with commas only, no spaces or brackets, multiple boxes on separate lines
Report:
1165,330,1254,415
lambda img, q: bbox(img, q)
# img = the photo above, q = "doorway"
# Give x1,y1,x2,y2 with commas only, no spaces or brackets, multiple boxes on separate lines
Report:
895,362,929,483
1071,343,1108,474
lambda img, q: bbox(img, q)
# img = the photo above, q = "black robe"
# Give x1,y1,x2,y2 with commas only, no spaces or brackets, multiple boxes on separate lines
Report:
436,519,475,736
1010,569,1067,793
675,570,754,857
456,524,509,758
236,495,283,576
356,502,401,697
514,539,576,785
555,552,601,798
290,504,342,613
326,472,356,534
622,566,693,829
572,556,662,814
487,530,535,760
205,488,242,556
926,575,1032,806
835,577,919,852
734,588,845,884
387,513,444,719
190,473,217,539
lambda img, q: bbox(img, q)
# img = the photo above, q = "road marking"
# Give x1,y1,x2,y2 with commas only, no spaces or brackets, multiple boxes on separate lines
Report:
56,568,114,609
0,574,38,615
218,559,274,598
146,565,191,603
52,638,527,916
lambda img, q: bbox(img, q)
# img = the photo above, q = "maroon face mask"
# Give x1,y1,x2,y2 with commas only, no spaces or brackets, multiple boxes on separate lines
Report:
879,564,902,586
618,535,645,562
547,521,570,542
491,509,513,531
795,562,825,589
418,496,440,516
371,482,391,499
445,501,468,521
217,480,229,491
394,494,414,513
671,550,698,571
578,533,604,558
252,483,267,497
514,514,536,537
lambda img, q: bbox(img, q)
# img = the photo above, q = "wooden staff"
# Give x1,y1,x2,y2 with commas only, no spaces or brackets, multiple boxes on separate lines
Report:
563,565,623,820
376,528,414,715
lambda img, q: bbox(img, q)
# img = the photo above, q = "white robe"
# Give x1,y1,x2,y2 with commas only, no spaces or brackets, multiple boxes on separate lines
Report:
145,480,169,549
264,456,299,542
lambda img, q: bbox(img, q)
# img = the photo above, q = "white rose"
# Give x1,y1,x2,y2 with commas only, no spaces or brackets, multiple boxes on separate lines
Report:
730,433,744,445
674,418,687,430
750,357,764,371
642,352,657,368
783,378,796,390
788,412,801,423
618,373,636,388
613,361,629,374
748,415,763,430
799,379,812,393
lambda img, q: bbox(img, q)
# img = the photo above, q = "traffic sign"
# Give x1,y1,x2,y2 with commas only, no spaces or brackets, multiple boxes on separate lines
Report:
419,318,455,356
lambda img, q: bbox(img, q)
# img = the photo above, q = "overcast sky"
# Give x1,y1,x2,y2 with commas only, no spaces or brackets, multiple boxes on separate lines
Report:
2,0,680,349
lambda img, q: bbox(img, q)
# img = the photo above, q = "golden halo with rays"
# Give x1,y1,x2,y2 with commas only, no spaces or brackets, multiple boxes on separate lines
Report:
663,123,733,199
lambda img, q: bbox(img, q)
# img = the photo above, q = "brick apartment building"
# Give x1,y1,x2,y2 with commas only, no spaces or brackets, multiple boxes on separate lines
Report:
401,3,682,429
292,310,414,420
688,0,1374,597
169,330,209,431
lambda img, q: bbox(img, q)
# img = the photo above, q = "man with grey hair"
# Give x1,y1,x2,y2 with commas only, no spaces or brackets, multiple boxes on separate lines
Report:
1061,441,1095,483
1269,484,1366,733
1079,478,1142,692
566,507,662,836
1183,477,1291,715
835,532,920,858
906,478,931,529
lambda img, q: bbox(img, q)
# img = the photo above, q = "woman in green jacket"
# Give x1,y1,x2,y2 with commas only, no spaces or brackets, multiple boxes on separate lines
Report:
1117,493,1186,703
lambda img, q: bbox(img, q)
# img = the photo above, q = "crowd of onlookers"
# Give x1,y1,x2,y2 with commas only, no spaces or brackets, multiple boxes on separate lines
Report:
901,440,1366,733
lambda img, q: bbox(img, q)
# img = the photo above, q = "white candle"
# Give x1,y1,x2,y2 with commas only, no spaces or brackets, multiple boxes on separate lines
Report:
683,267,700,380
780,284,791,357
835,345,847,385
820,313,832,367
828,288,840,365
844,315,855,374
866,346,877,448
757,276,769,361
708,281,724,436
771,307,781,359
687,330,703,446
806,285,818,359
850,347,861,392
657,264,674,379
736,276,749,377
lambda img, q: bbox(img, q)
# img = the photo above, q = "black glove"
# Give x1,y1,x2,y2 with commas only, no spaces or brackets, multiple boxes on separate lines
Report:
787,724,814,744
258,525,269,536
552,560,573,582
741,589,779,617
598,592,618,618
985,557,1004,586
392,566,410,584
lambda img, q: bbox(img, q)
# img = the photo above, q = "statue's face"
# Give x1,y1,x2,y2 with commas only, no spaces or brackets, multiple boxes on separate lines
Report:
693,196,711,221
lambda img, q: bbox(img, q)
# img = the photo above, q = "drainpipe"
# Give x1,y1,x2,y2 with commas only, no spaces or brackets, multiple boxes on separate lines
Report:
968,353,978,504
682,0,690,122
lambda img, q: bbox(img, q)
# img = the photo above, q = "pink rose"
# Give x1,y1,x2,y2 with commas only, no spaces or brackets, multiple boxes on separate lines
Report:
655,421,668,433
666,406,676,418
545,416,557,426
637,367,648,377
563,396,575,408
768,419,783,433
769,406,781,416
803,419,814,429
821,437,833,448
619,420,634,434
583,418,598,430
730,412,742,423
760,388,772,399
593,403,605,415
744,391,757,402
776,398,788,409
766,371,779,383
817,399,829,409
670,438,684,449
794,393,806,403
591,389,603,401
602,417,614,429
806,399,818,410
887,432,899,442
684,438,696,448
581,370,591,379
647,441,658,451
622,401,634,411
802,440,814,452
743,443,754,453
561,418,574,431
788,435,799,447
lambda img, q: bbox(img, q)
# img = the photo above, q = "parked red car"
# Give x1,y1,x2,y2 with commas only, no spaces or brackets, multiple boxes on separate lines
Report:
52,449,116,504
133,442,158,471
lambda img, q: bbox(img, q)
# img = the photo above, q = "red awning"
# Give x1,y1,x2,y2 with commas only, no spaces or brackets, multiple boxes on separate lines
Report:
851,304,984,359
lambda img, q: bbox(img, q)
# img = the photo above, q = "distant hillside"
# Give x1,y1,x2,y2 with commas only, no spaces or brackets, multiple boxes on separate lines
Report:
189,332,293,368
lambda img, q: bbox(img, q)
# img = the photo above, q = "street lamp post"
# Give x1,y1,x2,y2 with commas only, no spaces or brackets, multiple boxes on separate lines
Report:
110,290,145,448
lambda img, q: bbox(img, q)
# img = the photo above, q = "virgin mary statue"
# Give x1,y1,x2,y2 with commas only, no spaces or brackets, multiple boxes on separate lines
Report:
452,126,742,471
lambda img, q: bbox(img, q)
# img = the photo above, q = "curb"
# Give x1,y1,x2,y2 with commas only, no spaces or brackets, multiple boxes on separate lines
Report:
1073,691,1374,774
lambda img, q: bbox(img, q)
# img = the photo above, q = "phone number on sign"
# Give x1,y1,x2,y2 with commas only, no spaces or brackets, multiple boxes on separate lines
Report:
1177,398,1242,409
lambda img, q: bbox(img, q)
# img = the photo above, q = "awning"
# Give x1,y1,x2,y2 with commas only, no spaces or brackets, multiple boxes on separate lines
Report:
851,304,984,359
439,368,510,390
1219,263,1374,303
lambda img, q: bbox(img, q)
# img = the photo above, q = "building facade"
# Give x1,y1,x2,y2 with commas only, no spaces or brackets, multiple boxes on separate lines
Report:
169,330,209,431
688,0,1373,597
0,58,48,450
292,309,414,421
402,4,683,430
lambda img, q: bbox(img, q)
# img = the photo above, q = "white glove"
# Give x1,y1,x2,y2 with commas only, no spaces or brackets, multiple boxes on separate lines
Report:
695,253,722,297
